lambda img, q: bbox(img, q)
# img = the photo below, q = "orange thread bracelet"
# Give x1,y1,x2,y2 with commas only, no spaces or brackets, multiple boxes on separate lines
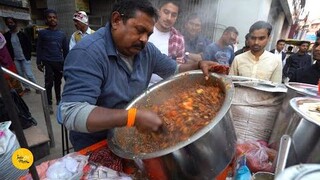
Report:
127,108,137,127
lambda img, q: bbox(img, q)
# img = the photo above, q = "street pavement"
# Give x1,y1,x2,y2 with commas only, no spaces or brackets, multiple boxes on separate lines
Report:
21,56,71,165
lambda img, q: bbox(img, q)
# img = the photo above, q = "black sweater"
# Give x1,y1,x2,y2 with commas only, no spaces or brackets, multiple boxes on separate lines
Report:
4,31,32,60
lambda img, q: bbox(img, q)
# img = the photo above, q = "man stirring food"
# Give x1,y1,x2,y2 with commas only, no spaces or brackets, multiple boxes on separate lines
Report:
58,0,223,151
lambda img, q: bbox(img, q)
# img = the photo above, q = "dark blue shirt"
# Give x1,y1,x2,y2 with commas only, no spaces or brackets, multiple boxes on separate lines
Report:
36,29,68,64
184,35,211,54
203,42,234,66
290,62,320,85
62,23,177,109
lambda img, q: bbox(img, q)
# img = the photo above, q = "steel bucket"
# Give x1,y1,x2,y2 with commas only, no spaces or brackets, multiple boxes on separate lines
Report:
282,97,320,167
269,82,319,150
108,70,236,180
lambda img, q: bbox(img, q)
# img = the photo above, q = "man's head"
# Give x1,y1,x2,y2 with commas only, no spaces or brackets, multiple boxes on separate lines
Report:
44,9,58,28
298,41,310,54
221,26,238,46
244,33,250,48
110,0,158,57
276,39,286,52
73,11,89,32
184,13,202,38
248,21,272,53
312,38,320,61
156,1,180,32
4,17,18,32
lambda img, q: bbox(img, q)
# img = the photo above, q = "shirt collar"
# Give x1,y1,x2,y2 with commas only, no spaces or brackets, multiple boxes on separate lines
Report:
104,23,117,57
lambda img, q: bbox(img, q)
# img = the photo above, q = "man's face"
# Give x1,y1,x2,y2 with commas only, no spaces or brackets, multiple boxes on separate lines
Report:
111,10,155,57
313,39,320,61
5,18,17,31
74,19,86,31
249,29,270,53
223,31,238,46
185,17,201,38
46,13,58,27
157,3,179,31
276,41,285,52
299,43,309,53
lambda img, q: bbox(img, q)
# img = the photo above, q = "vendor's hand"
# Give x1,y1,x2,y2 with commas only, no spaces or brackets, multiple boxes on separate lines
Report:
37,64,44,72
134,110,162,132
198,61,220,79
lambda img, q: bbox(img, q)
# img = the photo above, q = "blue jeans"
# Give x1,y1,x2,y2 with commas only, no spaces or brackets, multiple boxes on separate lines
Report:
14,59,37,89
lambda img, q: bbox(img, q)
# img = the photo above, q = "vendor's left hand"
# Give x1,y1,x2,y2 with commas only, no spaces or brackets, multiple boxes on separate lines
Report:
198,61,229,79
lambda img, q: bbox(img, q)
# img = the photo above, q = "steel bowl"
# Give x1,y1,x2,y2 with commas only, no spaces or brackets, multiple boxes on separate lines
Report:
269,82,320,149
108,70,236,179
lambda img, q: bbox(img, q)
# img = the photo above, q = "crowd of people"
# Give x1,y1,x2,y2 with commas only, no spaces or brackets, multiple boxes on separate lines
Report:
1,0,319,151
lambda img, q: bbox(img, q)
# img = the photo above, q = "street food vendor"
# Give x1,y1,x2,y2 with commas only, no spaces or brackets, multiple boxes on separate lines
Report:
58,0,220,151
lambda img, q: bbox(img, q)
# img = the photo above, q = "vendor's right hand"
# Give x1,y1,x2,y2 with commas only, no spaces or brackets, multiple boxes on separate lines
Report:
37,64,44,72
135,110,162,132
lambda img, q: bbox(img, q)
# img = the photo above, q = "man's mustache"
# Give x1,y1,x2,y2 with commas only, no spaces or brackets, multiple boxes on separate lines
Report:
133,42,145,50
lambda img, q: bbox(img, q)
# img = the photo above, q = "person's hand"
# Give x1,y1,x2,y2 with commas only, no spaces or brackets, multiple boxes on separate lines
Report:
37,64,44,72
176,56,185,64
134,110,163,132
198,61,230,78
198,61,219,79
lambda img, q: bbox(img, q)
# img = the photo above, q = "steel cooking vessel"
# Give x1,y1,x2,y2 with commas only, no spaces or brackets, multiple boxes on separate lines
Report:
282,97,320,167
108,70,236,180
269,82,320,150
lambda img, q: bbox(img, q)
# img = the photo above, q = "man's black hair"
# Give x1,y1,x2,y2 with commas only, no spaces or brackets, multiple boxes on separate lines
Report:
224,26,239,35
185,12,201,24
158,0,181,10
44,9,57,18
249,21,273,36
277,39,286,44
111,0,158,23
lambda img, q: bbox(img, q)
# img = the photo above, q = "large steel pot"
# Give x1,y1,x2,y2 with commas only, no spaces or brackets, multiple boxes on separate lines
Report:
269,82,319,150
282,97,320,167
108,70,236,180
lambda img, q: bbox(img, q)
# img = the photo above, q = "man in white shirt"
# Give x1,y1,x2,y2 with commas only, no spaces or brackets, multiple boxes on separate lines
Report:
270,39,286,66
230,21,282,83
148,0,185,86
69,11,95,50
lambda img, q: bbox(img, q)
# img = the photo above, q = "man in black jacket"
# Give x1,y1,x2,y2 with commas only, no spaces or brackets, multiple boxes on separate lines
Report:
283,41,312,80
4,17,38,93
290,38,320,85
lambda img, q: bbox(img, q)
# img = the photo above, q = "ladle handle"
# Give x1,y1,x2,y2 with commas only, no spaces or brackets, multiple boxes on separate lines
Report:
275,134,291,175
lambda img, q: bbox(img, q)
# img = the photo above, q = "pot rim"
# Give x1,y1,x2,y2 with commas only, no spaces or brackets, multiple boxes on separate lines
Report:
108,70,235,159
290,97,320,126
285,82,319,97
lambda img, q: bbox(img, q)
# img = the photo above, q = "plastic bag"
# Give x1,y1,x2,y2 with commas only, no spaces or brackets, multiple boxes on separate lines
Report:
81,163,132,180
236,139,276,173
46,153,88,180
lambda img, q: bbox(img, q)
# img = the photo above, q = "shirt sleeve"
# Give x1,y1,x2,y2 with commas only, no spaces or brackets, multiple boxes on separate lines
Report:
62,33,69,58
58,101,96,132
229,57,238,75
36,31,43,65
69,33,76,50
270,58,283,83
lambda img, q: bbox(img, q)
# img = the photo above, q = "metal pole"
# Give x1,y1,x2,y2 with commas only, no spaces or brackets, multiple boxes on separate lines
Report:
1,66,55,147
0,65,39,180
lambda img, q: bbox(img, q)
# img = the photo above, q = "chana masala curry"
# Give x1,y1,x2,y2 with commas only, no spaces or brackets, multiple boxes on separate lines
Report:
115,81,225,154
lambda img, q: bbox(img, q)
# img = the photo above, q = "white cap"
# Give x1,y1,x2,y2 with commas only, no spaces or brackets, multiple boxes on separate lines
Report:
73,11,88,25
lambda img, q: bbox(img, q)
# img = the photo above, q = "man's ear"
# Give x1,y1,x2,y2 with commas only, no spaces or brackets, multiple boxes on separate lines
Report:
111,11,122,29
